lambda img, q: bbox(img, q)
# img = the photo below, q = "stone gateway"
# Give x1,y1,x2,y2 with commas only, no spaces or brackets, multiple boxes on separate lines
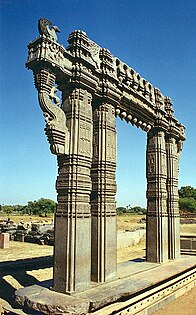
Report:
26,18,186,295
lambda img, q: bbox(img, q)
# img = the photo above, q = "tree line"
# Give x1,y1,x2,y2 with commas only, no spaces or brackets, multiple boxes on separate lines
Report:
1,186,195,217
116,186,196,215
179,186,196,214
0,198,56,217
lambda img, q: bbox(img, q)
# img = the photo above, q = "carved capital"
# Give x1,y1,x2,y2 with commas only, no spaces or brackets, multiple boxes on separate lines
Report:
34,69,70,155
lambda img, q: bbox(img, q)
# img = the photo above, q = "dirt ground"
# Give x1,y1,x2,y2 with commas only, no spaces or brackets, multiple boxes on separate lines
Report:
0,215,195,314
0,241,53,262
154,287,196,315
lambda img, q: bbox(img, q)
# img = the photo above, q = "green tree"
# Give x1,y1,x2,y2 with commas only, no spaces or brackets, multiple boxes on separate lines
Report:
179,197,196,213
2,205,14,216
26,198,56,216
131,206,147,214
179,186,196,214
116,207,127,214
116,205,146,215
13,204,24,213
179,186,196,199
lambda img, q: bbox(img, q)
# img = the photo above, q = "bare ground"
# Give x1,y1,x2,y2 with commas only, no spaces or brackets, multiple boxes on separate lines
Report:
0,215,195,314
154,287,196,315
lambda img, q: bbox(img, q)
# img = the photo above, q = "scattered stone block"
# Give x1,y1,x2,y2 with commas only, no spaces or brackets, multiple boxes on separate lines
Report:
0,233,9,249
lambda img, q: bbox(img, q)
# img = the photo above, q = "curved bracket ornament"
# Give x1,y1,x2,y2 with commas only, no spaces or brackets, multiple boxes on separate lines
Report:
34,69,70,155
38,88,70,155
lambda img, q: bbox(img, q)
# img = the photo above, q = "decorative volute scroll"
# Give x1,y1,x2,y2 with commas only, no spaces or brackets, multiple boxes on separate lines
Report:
34,68,70,155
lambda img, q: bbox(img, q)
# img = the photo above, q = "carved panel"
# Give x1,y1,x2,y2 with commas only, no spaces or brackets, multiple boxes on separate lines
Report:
147,153,155,175
79,122,92,155
106,130,116,162
93,132,99,159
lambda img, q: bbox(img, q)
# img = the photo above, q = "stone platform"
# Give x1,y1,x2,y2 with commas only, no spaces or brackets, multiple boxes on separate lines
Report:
15,256,196,315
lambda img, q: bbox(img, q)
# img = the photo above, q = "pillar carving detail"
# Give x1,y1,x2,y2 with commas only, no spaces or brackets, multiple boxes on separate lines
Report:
54,88,93,294
166,136,181,259
146,128,168,263
91,102,117,282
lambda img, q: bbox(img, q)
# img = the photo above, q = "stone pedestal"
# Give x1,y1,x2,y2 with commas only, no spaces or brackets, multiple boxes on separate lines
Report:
146,130,168,263
91,103,117,282
0,233,9,249
53,88,93,294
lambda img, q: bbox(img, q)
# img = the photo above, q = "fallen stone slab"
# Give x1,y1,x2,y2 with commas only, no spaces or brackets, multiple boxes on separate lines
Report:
16,285,89,315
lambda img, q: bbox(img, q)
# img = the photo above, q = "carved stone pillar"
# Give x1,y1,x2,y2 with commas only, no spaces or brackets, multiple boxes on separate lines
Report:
166,136,180,259
146,129,168,263
91,102,117,283
53,88,93,294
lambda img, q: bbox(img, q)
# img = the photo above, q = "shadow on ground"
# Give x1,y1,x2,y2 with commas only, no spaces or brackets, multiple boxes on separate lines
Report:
0,256,53,311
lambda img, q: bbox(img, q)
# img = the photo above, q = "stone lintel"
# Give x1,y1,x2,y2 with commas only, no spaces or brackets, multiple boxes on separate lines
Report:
26,30,185,137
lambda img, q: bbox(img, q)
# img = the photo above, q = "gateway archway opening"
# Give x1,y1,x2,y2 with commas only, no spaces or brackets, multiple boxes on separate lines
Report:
116,117,147,261
116,117,146,209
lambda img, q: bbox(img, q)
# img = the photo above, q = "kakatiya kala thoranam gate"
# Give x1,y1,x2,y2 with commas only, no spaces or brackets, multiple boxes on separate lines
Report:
26,18,186,294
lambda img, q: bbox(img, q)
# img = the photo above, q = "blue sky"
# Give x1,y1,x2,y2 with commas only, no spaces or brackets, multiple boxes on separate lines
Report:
0,0,195,207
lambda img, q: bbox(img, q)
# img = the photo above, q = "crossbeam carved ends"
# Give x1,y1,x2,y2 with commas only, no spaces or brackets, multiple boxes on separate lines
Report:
26,18,186,294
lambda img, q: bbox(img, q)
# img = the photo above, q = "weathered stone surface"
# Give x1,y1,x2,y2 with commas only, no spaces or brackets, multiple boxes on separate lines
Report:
117,229,145,249
53,88,93,294
166,135,181,260
91,102,117,282
146,129,168,263
15,285,89,315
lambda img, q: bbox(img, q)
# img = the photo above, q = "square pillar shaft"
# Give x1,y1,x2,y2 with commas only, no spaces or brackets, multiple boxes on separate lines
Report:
166,137,180,259
91,103,117,282
146,130,169,263
53,88,93,294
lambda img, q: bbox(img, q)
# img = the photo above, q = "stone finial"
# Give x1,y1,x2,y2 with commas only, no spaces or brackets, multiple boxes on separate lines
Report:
164,96,174,117
154,88,164,110
179,124,186,141
38,18,60,42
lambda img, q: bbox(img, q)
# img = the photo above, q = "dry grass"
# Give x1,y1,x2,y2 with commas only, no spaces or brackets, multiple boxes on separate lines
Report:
0,215,53,225
180,224,196,235
0,214,195,264
0,214,196,313
117,214,145,231
0,241,53,262
117,236,146,263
